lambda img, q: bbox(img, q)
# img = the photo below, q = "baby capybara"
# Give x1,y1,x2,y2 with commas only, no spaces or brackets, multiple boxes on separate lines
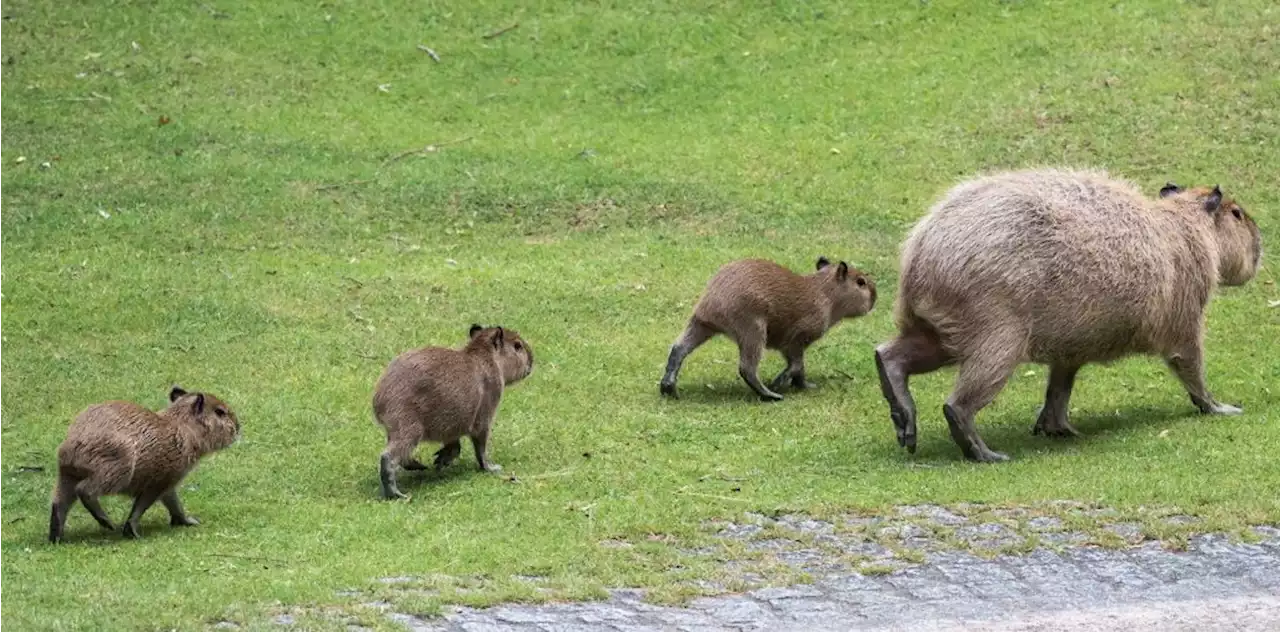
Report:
661,257,876,401
373,325,534,500
50,386,241,543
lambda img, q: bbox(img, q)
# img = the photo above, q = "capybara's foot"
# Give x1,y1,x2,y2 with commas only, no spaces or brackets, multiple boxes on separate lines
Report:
433,441,461,470
1032,408,1081,438
659,380,679,398
943,403,1008,463
171,515,200,527
759,390,784,402
122,522,142,539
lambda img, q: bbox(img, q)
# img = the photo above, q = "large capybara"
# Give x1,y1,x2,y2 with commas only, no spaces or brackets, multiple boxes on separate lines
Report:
875,168,1262,462
50,386,241,542
373,325,534,500
660,257,876,401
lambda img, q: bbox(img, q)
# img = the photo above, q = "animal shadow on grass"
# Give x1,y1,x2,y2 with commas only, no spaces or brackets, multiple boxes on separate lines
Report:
49,514,198,546
364,450,495,499
659,371,845,404
912,403,1204,463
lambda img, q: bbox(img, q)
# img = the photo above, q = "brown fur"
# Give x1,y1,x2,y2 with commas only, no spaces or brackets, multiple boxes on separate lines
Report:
660,257,877,401
49,386,241,543
875,168,1263,462
373,324,534,499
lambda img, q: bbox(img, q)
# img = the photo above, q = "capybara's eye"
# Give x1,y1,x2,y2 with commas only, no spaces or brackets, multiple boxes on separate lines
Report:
514,342,524,351
856,277,867,287
1232,208,1243,220
214,408,226,417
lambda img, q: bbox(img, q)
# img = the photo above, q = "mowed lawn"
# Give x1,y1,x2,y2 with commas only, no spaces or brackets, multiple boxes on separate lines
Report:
3,0,1278,629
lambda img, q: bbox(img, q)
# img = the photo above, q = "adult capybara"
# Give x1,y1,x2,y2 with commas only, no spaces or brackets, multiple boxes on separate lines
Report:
875,168,1262,462
660,257,876,401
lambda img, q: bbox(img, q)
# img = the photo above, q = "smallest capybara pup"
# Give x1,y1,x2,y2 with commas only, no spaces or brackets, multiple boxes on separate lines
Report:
50,386,241,543
373,324,534,500
660,257,877,401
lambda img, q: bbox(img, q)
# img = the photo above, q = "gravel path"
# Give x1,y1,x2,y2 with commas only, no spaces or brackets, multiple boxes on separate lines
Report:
307,506,1280,632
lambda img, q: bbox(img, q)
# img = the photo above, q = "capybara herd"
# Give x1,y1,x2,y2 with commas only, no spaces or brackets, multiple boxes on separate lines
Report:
47,168,1264,542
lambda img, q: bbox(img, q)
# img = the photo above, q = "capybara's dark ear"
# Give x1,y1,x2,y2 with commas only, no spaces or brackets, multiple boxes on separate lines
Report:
816,256,831,271
493,327,505,348
469,324,483,338
837,261,849,281
169,386,187,402
192,393,205,415
1204,185,1223,213
1159,182,1181,198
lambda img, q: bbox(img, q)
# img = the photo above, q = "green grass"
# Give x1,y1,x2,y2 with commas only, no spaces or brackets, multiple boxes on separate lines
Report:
3,0,1279,628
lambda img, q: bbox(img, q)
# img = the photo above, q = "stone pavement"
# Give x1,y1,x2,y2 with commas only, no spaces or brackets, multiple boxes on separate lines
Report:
298,506,1280,632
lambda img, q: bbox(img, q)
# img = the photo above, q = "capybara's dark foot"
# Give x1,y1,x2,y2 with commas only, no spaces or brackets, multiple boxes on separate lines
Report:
1032,410,1080,438
659,380,679,398
122,522,142,539
433,441,461,470
171,515,200,527
402,458,429,471
943,403,1008,463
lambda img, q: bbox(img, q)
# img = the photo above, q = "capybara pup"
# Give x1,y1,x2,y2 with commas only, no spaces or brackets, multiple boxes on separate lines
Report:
660,257,877,401
49,386,241,543
876,168,1262,462
373,325,534,500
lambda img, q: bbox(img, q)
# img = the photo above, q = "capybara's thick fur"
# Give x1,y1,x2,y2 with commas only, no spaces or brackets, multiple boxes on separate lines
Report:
373,325,534,499
661,257,877,401
875,168,1263,462
49,387,241,543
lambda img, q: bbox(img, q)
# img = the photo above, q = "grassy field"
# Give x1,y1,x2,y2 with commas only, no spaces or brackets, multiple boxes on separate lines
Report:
3,0,1279,629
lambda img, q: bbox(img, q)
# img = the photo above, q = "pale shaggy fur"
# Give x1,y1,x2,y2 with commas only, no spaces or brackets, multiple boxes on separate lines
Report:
373,325,534,500
875,168,1263,462
50,387,241,543
660,257,877,401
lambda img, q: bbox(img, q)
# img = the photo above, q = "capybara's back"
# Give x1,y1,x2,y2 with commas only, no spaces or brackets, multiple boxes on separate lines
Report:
899,169,1221,364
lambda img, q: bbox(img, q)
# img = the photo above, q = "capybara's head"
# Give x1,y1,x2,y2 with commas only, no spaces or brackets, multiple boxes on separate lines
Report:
468,324,534,385
167,385,241,451
815,256,877,319
1161,183,1262,286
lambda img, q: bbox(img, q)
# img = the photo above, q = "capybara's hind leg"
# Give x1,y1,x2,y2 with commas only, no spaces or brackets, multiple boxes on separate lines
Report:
380,428,422,500
660,319,716,398
433,440,461,470
1033,364,1082,437
49,475,78,544
875,329,953,453
735,321,784,401
77,490,116,531
1165,341,1243,415
942,342,1020,462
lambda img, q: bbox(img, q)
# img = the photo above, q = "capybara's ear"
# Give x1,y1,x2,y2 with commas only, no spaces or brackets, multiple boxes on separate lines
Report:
192,393,205,415
1159,182,1181,198
1204,185,1223,213
469,324,483,339
169,386,187,402
493,327,505,348
837,261,849,282
816,256,831,271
